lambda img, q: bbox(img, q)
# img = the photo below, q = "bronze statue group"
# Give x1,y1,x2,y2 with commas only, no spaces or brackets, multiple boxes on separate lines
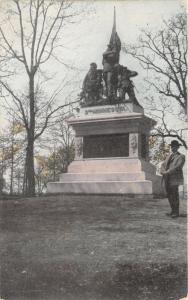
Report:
79,8,142,107
80,43,140,107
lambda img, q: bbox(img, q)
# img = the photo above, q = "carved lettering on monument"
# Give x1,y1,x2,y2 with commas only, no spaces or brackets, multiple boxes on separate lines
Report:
85,104,131,115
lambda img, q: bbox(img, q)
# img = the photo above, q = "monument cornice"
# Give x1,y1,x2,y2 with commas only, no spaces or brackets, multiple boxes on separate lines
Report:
67,113,156,127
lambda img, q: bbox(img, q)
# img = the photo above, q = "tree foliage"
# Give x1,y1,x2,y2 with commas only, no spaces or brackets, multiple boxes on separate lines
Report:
149,136,170,165
0,119,25,194
35,144,75,194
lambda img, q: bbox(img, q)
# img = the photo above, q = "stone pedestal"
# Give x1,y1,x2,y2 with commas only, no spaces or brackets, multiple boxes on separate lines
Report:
47,103,164,196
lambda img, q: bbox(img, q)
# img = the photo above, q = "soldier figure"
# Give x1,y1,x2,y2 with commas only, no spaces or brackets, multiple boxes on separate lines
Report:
117,65,139,104
102,44,117,99
80,63,102,106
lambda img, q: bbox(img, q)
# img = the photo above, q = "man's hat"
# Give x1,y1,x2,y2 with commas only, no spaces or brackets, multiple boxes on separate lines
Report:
169,140,182,147
90,62,97,68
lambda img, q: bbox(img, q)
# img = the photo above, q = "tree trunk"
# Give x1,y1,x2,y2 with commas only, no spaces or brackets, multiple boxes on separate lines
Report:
17,172,21,194
53,149,56,181
25,74,35,196
25,137,35,196
22,161,27,194
10,139,14,195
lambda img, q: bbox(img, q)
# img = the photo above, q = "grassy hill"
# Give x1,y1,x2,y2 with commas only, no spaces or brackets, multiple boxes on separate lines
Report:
0,194,187,300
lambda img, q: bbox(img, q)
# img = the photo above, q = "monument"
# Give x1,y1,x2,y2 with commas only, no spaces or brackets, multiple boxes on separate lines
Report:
47,9,163,196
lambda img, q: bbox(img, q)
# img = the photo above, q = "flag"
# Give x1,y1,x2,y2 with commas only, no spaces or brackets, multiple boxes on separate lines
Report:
109,7,121,57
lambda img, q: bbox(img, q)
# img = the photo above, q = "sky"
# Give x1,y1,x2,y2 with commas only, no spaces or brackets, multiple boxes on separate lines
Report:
0,0,186,128
74,0,186,69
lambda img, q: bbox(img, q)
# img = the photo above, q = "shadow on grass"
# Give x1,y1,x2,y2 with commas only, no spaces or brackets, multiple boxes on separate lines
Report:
1,261,187,300
179,214,187,218
110,262,187,300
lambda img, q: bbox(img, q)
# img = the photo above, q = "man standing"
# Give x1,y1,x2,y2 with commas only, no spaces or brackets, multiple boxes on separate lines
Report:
160,140,185,218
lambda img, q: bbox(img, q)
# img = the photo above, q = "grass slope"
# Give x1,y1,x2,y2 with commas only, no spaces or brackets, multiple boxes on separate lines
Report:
0,194,187,300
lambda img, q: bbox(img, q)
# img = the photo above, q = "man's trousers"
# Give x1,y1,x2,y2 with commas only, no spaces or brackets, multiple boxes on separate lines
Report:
165,184,179,215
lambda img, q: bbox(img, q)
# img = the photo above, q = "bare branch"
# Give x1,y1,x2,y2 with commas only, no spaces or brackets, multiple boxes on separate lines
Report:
152,132,187,149
0,27,24,63
0,80,29,131
34,98,80,140
30,0,40,70
13,0,30,74
40,15,64,64
36,1,64,67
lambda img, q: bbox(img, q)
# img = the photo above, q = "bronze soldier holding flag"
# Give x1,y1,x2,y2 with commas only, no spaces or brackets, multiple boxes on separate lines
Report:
102,7,121,100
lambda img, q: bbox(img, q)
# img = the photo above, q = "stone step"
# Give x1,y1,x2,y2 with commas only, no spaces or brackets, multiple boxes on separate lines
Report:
59,172,146,181
47,180,153,194
68,158,156,174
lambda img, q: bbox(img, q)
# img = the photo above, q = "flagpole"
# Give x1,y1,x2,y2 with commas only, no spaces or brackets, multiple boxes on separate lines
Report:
114,6,116,32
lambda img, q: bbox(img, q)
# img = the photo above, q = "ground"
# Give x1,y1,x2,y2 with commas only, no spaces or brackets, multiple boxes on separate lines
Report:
0,194,187,300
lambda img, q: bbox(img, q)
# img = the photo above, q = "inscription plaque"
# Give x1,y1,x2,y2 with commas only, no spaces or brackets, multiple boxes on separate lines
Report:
83,134,129,158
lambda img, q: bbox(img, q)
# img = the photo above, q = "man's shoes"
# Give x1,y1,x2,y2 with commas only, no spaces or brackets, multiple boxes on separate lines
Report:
171,214,179,218
166,212,172,216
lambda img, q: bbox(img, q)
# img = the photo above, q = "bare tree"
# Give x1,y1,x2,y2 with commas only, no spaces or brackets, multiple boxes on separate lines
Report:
143,94,188,149
0,0,87,195
122,10,187,148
